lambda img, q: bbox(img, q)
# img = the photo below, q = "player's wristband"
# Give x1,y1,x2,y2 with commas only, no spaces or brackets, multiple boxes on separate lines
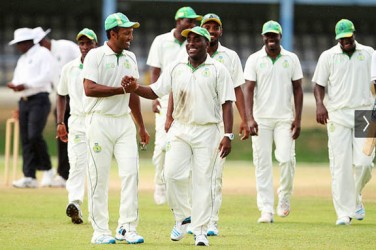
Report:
57,122,65,126
122,86,126,94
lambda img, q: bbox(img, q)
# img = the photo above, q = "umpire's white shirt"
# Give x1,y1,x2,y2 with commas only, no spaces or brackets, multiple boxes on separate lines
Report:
151,55,236,125
11,44,55,97
82,42,139,116
57,57,84,116
313,41,374,112
244,46,303,120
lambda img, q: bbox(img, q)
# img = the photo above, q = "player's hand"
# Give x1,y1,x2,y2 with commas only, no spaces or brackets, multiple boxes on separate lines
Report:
138,127,150,148
121,76,138,93
248,118,258,136
56,123,68,143
239,120,250,140
7,82,25,92
152,99,161,113
218,137,232,158
291,119,301,140
316,103,329,125
165,115,174,132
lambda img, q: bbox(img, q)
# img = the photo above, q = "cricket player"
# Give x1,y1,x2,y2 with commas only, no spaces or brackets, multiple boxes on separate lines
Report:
8,28,56,188
146,6,201,205
82,13,149,244
313,19,374,225
243,20,303,223
56,28,98,224
123,26,235,247
200,13,250,236
34,27,80,187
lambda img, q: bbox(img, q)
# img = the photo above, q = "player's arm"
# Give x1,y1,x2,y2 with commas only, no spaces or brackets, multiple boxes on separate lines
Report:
313,83,328,125
219,101,233,158
129,93,150,146
243,80,258,136
150,66,162,113
291,79,303,140
234,86,250,140
56,94,68,142
165,92,174,132
122,76,159,99
83,78,124,97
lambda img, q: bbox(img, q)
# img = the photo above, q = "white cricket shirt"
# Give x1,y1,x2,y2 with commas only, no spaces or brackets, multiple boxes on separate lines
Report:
147,29,187,107
82,42,139,116
11,44,55,97
244,46,303,119
57,57,85,116
151,55,236,125
312,41,374,111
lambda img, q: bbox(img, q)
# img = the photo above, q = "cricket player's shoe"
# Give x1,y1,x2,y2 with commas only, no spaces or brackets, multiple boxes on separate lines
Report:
277,197,291,217
354,203,365,221
66,202,83,224
50,175,66,188
12,177,38,188
207,222,219,236
154,183,167,205
115,226,144,244
187,225,193,235
170,216,191,241
91,235,116,244
257,212,274,223
40,168,55,187
195,234,209,246
336,217,351,226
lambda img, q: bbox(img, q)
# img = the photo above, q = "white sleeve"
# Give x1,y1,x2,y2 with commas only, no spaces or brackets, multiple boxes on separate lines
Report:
25,50,57,89
83,50,99,83
291,54,303,81
217,64,236,104
371,51,376,82
231,52,245,88
243,54,257,82
150,69,171,97
312,52,330,87
57,63,70,96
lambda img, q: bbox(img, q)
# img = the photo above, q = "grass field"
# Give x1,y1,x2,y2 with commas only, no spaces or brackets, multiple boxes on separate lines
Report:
1,158,376,249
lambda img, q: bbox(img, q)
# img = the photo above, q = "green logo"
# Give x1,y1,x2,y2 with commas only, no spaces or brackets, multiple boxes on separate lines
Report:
73,135,80,143
357,53,365,61
282,60,289,68
93,143,102,153
216,55,224,64
124,59,131,69
105,63,115,69
166,141,171,152
260,62,266,69
202,68,211,77
329,123,335,133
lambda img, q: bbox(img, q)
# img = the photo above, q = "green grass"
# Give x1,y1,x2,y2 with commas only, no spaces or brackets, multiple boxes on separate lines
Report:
0,160,376,249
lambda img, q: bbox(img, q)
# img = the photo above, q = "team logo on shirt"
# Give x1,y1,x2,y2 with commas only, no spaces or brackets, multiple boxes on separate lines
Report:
329,122,335,133
93,143,102,153
357,53,365,61
105,63,115,69
216,55,224,64
166,141,171,152
124,59,131,69
282,60,289,68
202,68,211,77
73,135,81,144
259,62,266,69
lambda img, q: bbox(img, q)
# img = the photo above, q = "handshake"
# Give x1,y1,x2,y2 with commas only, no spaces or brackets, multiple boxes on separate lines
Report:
121,76,139,93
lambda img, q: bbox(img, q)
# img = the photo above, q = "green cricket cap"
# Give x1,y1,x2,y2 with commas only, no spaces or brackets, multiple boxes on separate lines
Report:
105,12,140,31
181,26,211,42
76,28,98,42
335,19,355,40
200,13,222,27
261,20,282,35
175,7,202,21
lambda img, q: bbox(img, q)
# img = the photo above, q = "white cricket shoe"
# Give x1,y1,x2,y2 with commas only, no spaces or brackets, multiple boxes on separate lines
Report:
66,202,83,224
115,226,144,244
277,197,291,217
12,177,38,188
195,234,209,246
207,222,219,236
40,168,55,187
51,175,66,188
354,203,365,221
257,212,274,223
91,235,116,244
170,217,191,241
336,217,351,226
154,183,167,205
187,224,193,235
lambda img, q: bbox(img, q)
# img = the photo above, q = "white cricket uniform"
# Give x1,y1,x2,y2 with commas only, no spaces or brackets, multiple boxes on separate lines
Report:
51,39,80,89
244,46,303,214
57,57,87,205
312,41,374,219
83,42,140,238
151,55,235,235
209,43,245,224
146,29,187,186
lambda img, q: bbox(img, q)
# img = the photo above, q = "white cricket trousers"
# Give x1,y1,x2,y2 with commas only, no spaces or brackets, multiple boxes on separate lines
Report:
326,121,373,219
66,115,87,205
252,119,296,214
165,121,221,236
86,113,139,238
152,107,168,186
